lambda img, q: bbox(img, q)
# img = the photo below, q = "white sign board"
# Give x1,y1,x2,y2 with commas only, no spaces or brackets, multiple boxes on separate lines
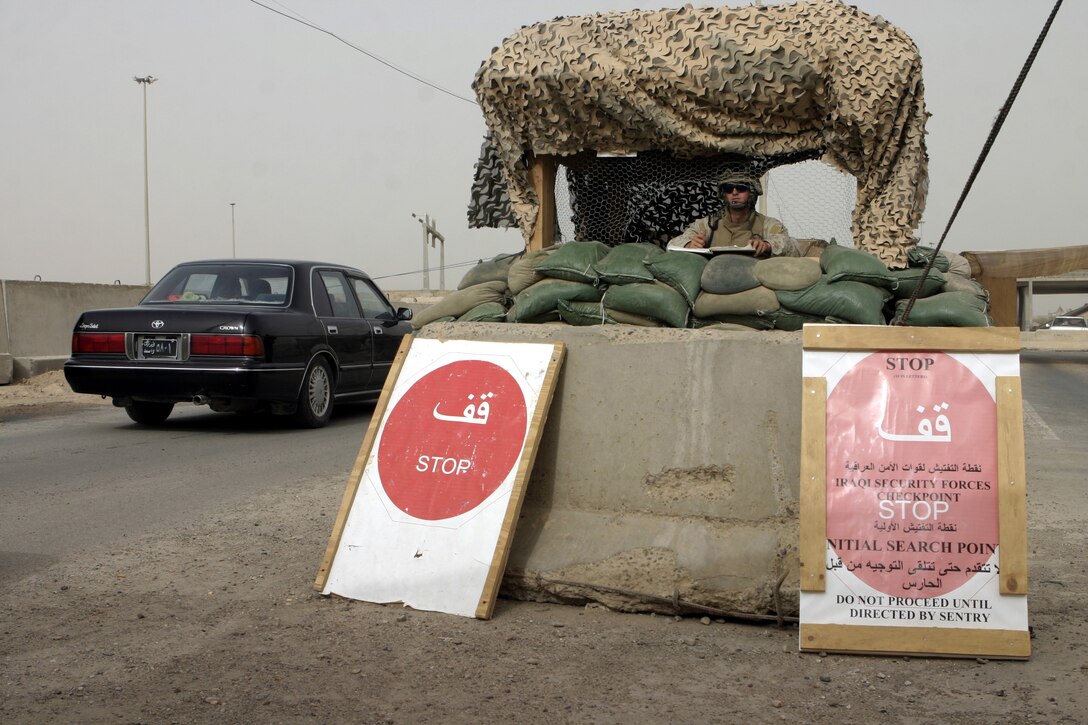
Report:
316,337,564,619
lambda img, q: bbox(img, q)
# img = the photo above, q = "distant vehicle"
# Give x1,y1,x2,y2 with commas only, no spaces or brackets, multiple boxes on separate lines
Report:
64,260,413,427
1047,316,1088,331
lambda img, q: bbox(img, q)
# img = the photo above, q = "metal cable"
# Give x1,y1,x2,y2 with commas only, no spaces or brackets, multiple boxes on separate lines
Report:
896,0,1063,325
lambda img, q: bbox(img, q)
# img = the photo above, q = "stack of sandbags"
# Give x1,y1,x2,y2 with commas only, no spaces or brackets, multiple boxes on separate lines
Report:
412,242,991,330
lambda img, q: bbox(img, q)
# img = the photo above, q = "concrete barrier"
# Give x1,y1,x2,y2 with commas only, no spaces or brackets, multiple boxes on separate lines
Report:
0,280,148,383
417,322,803,618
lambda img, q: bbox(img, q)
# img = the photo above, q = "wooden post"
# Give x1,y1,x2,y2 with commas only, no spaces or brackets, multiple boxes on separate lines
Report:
530,155,557,252
979,275,1019,327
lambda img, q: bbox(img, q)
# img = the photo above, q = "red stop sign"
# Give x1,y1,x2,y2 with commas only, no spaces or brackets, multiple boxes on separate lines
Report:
377,359,528,521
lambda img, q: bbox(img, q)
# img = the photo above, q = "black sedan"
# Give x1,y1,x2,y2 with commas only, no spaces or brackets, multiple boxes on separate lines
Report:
64,260,413,427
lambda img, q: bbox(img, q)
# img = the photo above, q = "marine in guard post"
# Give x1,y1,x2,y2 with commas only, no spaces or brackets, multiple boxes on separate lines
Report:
667,172,801,258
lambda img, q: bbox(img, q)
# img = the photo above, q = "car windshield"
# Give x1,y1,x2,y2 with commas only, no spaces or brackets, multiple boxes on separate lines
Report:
1052,317,1086,328
144,264,293,305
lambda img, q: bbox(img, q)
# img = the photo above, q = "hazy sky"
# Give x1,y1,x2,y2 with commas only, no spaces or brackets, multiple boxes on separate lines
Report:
1,0,1084,310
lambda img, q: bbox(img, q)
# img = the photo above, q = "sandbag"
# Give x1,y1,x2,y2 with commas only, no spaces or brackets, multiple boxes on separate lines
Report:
754,257,823,291
534,241,611,284
507,247,559,294
457,253,519,290
592,243,662,286
775,276,891,325
888,267,946,299
458,301,508,322
693,286,780,318
945,252,973,279
822,245,896,288
602,281,689,328
693,313,774,330
942,274,989,301
506,278,601,322
557,300,663,327
645,251,707,306
906,245,951,273
700,254,760,294
766,307,830,331
892,292,991,327
412,281,508,328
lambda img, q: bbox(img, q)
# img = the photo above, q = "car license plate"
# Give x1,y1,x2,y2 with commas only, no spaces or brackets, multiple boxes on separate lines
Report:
140,336,178,359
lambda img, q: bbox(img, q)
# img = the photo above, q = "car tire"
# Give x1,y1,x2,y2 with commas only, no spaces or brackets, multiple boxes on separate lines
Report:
125,401,174,425
294,358,333,428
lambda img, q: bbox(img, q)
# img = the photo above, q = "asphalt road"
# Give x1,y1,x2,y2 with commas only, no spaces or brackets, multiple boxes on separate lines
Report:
1,351,1084,586
0,401,375,583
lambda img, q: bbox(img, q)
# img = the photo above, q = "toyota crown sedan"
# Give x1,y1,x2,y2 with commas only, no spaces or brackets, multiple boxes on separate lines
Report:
64,260,413,427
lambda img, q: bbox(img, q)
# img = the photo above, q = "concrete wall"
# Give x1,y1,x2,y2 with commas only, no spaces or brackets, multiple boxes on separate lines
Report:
417,322,803,618
0,280,148,383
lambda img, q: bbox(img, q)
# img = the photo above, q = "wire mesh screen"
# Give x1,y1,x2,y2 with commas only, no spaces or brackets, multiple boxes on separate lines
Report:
553,152,855,247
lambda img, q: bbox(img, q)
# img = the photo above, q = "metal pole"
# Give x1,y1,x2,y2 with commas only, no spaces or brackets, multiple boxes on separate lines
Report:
230,203,236,258
438,217,445,291
134,75,157,284
423,214,431,292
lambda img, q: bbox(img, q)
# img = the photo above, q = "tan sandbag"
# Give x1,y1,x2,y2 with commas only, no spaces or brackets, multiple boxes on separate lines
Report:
508,247,558,294
753,257,822,291
693,286,780,317
412,281,508,329
457,253,519,290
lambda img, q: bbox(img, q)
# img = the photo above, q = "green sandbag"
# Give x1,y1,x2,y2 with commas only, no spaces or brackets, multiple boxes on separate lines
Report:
507,247,559,294
645,251,707,306
766,307,830,331
892,292,991,327
506,278,601,323
592,243,662,286
557,300,663,327
776,276,891,325
693,314,774,330
693,286,780,317
906,245,951,272
822,245,896,288
458,301,508,322
534,241,610,284
753,257,823,291
457,253,519,290
602,281,690,328
700,254,760,294
413,281,508,329
888,267,947,299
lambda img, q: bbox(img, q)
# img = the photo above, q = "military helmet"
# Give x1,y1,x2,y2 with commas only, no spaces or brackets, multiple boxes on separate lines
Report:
718,172,763,195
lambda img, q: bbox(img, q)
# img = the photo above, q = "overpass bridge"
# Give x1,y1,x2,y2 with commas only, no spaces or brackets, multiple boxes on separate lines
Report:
963,245,1088,329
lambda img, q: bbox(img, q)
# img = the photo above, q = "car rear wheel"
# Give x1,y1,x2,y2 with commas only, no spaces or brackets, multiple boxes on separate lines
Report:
294,358,333,428
125,401,174,425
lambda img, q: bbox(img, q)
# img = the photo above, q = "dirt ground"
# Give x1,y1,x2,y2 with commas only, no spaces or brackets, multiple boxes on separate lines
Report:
1,371,1085,724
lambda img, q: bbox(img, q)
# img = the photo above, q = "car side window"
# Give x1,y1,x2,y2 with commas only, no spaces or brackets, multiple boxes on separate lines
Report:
351,278,396,320
315,270,361,318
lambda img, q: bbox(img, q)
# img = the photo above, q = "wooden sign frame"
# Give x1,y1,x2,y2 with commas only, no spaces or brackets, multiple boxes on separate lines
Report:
315,335,565,619
799,325,1029,658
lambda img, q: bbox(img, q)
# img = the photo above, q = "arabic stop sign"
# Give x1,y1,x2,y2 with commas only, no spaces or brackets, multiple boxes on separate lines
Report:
824,352,999,598
377,359,528,521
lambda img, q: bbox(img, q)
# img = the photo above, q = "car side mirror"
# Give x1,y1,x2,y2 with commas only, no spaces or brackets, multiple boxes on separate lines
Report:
396,307,414,321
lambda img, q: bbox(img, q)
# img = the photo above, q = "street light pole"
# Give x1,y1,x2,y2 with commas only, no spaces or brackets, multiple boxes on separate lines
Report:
230,203,236,258
134,75,157,285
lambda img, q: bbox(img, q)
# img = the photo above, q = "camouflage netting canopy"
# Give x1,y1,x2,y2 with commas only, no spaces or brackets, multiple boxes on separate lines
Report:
470,1,929,267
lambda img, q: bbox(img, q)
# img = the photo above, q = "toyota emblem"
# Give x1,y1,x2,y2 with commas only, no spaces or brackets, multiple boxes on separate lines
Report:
151,320,165,329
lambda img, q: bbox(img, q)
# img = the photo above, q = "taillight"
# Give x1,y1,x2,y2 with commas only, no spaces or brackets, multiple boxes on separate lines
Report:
190,334,264,357
72,332,126,354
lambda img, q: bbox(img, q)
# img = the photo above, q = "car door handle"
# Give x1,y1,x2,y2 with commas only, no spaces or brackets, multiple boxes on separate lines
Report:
327,325,338,334
374,327,383,335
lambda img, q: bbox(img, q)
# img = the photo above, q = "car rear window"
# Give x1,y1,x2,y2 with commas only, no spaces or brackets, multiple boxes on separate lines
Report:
144,264,293,305
1053,317,1086,328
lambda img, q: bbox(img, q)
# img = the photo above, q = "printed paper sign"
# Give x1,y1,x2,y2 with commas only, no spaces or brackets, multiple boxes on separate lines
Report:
799,327,1029,657
319,338,563,618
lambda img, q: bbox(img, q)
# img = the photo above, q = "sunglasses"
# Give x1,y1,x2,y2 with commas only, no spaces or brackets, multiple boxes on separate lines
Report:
720,183,751,194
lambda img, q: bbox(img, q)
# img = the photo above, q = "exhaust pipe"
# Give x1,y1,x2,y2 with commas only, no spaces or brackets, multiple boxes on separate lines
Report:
193,395,210,405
